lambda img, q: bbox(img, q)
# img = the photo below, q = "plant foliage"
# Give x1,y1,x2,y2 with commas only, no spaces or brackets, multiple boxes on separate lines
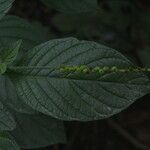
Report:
0,0,150,149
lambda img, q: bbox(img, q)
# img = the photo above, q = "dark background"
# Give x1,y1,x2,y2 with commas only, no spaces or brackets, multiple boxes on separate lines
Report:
10,0,150,150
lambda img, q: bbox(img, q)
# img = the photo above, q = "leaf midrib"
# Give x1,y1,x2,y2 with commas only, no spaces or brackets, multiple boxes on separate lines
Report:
10,73,150,86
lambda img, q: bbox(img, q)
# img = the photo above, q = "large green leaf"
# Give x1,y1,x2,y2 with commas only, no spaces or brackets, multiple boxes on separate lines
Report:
0,100,16,130
10,38,150,121
0,0,14,20
0,132,20,150
0,15,49,50
10,113,66,149
41,0,98,14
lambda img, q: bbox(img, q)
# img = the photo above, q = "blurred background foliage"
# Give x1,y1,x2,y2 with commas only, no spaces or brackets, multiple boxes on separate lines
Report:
10,0,150,150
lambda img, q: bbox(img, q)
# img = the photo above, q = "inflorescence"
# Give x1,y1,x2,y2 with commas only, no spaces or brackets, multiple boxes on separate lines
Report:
59,65,150,74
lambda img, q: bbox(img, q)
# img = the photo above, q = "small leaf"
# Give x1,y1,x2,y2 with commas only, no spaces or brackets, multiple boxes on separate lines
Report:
0,0,14,20
0,63,6,74
0,15,49,51
10,38,150,121
10,113,66,149
0,132,20,150
0,40,22,65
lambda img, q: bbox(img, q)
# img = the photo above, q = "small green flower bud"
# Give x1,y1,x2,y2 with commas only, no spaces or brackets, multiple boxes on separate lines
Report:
111,66,118,72
92,67,100,72
80,65,87,70
141,68,146,72
128,67,133,71
134,68,139,72
67,66,74,71
103,66,109,71
119,69,126,73
76,67,82,72
59,68,66,72
98,69,104,73
83,68,88,73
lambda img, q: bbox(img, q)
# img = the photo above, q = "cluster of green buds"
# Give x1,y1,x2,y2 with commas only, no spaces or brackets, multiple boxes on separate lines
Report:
59,65,150,74
59,65,89,73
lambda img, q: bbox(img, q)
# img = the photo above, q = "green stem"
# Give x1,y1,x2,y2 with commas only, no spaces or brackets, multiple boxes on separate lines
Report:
9,66,53,70
8,65,150,74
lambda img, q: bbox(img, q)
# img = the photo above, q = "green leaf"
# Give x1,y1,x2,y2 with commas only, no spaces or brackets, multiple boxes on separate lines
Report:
10,38,150,121
0,132,20,150
10,113,66,149
0,63,6,74
41,0,98,14
0,75,36,114
0,100,16,130
0,0,14,20
0,40,22,65
0,15,49,50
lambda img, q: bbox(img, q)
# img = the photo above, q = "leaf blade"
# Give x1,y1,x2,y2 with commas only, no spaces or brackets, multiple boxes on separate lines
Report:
10,38,150,121
0,0,14,20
